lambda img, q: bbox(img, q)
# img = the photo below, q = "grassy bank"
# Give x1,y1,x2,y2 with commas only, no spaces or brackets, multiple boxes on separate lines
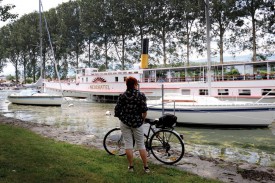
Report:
0,124,221,183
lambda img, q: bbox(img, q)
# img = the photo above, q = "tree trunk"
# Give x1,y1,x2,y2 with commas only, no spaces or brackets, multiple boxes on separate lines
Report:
252,11,257,62
76,44,79,69
23,55,27,83
104,36,108,70
162,27,166,65
186,32,190,66
122,35,125,70
15,58,18,83
42,50,46,79
88,38,91,67
33,57,36,83
219,28,224,64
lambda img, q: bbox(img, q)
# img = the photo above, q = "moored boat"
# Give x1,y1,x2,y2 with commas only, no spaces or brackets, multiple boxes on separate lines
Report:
7,0,63,107
8,90,63,106
44,59,275,102
146,94,275,127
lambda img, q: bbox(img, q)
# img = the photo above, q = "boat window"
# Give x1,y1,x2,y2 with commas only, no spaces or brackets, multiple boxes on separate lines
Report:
262,89,275,96
218,89,229,95
82,78,84,82
238,89,251,96
86,77,88,82
115,77,118,82
199,89,208,95
181,89,190,95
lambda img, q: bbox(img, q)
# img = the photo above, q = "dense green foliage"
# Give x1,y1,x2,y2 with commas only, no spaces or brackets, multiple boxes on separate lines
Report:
0,0,274,82
0,123,221,183
0,0,17,22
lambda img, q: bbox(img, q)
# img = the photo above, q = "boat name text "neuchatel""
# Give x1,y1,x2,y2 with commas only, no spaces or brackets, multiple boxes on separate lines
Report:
90,85,110,90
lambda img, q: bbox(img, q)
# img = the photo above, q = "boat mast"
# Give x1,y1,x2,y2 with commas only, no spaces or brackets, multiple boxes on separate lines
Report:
205,0,211,96
39,0,43,80
40,0,64,95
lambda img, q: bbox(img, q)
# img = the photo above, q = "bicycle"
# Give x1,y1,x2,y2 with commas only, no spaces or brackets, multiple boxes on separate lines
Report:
103,114,185,165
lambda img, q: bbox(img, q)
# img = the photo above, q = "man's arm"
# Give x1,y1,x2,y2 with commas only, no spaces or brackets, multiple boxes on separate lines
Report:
142,112,147,122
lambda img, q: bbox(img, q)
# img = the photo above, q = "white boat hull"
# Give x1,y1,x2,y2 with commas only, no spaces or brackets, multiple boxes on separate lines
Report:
8,95,63,106
147,94,275,127
147,106,275,127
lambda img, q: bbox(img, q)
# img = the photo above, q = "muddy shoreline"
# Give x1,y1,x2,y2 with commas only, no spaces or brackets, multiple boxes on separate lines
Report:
0,115,274,183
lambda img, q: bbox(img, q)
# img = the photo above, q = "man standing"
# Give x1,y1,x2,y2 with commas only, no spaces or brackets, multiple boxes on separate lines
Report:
114,76,150,173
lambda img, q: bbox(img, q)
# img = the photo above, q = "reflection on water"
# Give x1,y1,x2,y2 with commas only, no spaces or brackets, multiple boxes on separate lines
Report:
0,91,274,166
1,97,121,139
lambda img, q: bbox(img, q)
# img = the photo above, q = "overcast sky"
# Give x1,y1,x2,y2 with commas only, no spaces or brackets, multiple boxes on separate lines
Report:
0,0,69,75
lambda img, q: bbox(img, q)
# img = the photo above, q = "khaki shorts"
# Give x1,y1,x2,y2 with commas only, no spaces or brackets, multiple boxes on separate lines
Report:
120,121,145,150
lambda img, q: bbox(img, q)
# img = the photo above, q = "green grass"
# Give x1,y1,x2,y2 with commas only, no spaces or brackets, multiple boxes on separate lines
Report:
0,124,221,183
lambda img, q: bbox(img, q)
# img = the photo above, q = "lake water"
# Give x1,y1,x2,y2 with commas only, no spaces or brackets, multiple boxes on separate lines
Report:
0,91,274,166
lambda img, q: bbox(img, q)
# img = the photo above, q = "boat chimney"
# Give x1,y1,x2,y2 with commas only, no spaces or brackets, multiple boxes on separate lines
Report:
140,38,149,69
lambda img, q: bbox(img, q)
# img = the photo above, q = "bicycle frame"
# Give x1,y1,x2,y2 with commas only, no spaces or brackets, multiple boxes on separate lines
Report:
143,122,177,151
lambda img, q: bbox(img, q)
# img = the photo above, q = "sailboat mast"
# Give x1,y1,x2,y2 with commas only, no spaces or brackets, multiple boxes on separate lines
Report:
39,0,43,79
205,0,211,96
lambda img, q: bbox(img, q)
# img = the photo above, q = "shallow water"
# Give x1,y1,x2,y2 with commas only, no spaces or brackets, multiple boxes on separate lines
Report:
1,91,274,166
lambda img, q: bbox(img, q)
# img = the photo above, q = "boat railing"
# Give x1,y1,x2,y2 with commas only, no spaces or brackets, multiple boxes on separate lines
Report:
148,100,177,116
142,73,275,83
149,99,275,115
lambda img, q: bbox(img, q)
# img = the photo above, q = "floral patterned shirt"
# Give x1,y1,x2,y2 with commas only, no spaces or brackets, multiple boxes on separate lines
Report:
114,89,148,128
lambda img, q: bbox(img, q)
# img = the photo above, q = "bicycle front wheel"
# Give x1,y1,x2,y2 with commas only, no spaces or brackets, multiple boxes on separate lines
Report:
149,129,184,165
103,128,126,156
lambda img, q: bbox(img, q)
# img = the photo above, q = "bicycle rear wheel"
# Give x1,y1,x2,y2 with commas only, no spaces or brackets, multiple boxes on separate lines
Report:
149,129,184,165
103,128,126,156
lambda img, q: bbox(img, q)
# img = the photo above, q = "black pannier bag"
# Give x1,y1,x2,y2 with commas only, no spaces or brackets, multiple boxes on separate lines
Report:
156,113,177,128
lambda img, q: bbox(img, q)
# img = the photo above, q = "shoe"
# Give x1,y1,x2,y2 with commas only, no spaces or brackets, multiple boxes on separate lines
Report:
128,166,134,172
144,166,150,173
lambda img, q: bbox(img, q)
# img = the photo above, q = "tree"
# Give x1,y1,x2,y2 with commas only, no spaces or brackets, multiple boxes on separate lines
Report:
211,0,241,64
130,0,153,51
150,0,177,66
0,25,9,72
25,12,40,82
258,1,274,57
110,0,136,70
236,0,274,61
171,0,205,65
60,1,85,69
1,23,21,83
0,0,17,22
80,0,115,70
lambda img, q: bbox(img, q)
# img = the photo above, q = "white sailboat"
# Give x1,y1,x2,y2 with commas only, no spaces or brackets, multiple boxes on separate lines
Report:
146,0,275,127
146,93,275,127
7,0,63,106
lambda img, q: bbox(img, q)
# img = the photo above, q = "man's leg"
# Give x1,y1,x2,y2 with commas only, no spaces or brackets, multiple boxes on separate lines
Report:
126,149,134,167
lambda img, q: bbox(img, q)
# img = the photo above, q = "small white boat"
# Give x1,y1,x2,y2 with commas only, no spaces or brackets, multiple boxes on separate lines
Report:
8,90,63,106
7,0,64,107
147,94,275,127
